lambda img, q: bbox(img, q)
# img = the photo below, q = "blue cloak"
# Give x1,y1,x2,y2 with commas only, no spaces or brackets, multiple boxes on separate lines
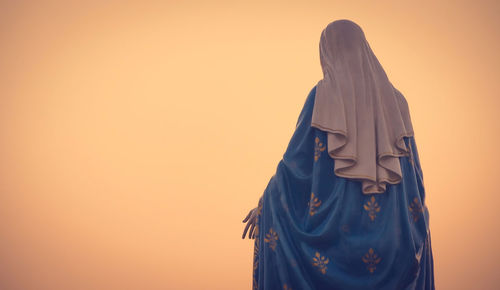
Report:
252,85,435,290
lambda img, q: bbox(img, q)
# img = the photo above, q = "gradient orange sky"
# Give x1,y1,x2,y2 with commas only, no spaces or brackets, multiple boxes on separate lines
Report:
1,1,499,289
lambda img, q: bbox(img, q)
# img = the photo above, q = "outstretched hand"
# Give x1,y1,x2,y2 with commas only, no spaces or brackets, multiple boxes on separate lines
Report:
242,207,258,239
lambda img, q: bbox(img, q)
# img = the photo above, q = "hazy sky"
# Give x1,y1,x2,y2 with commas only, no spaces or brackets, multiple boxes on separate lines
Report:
1,1,499,289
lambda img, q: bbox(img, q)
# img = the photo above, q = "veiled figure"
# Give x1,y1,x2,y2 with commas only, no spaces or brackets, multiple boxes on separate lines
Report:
242,19,435,290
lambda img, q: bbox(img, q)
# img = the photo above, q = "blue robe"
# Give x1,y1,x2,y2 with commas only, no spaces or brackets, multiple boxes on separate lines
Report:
252,85,435,290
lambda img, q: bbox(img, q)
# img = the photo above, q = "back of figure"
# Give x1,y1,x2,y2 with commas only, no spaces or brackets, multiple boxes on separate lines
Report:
246,19,435,290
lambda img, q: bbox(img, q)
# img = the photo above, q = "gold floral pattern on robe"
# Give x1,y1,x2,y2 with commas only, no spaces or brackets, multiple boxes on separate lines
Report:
253,198,262,239
362,248,381,274
283,284,292,290
252,237,259,290
408,197,424,222
314,136,326,161
307,192,322,216
363,195,381,221
252,198,263,290
256,199,263,217
253,240,259,270
264,228,278,251
254,221,260,240
312,251,329,274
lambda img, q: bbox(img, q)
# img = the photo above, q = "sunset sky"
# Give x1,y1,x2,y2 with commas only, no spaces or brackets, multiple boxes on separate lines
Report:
1,0,499,289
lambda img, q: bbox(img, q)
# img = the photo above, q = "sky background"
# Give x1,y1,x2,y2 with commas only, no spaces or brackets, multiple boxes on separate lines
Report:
1,0,499,289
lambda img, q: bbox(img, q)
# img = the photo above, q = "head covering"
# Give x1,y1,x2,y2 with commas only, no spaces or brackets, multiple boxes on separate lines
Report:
311,19,415,194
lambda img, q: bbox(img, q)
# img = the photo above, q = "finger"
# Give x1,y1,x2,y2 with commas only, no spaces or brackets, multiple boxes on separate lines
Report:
249,223,256,239
242,212,250,223
242,221,250,239
242,210,252,223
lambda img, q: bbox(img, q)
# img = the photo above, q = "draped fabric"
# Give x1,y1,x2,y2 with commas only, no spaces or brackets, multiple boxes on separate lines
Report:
252,85,435,290
311,19,415,194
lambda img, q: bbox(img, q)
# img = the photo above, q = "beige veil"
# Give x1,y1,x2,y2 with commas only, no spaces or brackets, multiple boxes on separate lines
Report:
311,19,415,194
